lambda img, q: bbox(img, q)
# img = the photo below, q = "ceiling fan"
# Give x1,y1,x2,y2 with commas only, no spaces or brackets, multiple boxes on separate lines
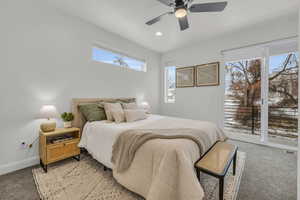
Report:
146,0,228,31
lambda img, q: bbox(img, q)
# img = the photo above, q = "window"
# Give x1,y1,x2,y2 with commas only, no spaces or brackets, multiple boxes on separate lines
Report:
92,46,147,72
165,66,176,103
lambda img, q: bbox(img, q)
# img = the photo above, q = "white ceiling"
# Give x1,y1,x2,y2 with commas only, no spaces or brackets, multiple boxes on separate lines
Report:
47,0,299,53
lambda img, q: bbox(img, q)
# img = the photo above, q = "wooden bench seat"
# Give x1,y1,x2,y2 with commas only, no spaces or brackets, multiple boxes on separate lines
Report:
195,142,238,200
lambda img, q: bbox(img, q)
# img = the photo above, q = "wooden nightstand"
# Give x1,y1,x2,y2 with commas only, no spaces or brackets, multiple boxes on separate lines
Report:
39,127,81,173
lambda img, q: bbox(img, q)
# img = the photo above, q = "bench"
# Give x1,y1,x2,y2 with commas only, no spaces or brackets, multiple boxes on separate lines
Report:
195,142,238,200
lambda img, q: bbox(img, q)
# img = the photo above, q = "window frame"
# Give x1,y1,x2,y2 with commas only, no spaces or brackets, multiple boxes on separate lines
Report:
92,44,147,72
164,66,176,103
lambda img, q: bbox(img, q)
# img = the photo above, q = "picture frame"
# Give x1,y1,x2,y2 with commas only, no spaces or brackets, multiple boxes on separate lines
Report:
195,62,219,87
176,66,195,88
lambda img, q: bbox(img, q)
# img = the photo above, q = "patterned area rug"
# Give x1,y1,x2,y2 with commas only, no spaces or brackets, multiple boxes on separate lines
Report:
33,152,246,200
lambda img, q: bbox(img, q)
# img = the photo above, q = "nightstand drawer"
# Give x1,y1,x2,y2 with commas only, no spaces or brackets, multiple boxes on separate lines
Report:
64,139,80,157
47,143,65,163
46,139,80,163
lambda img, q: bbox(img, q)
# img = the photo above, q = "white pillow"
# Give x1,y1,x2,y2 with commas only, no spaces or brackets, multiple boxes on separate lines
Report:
122,102,138,110
111,109,125,123
124,109,147,122
104,103,123,121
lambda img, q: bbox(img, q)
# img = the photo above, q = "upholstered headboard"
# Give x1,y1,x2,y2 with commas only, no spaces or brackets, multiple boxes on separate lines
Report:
71,98,136,131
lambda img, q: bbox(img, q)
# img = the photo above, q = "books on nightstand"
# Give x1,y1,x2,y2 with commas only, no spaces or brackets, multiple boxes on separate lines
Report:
50,135,75,144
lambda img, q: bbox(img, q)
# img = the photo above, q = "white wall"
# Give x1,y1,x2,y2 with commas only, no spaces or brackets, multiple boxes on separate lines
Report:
0,0,161,175
161,13,298,127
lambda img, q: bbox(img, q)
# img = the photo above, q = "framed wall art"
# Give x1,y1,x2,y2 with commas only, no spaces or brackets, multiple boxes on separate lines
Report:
195,62,219,87
176,66,195,88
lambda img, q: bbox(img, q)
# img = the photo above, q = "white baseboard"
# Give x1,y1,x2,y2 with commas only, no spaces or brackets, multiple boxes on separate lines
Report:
0,156,39,176
227,133,298,152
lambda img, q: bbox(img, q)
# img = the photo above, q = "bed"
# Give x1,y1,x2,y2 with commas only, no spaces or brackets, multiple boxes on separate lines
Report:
72,98,227,200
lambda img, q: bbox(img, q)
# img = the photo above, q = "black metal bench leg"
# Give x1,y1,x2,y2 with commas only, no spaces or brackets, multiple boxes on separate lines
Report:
219,177,224,200
233,151,237,176
196,168,200,181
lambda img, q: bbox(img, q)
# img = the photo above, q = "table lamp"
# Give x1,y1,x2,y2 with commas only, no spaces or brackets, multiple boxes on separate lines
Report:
140,101,150,113
39,105,59,132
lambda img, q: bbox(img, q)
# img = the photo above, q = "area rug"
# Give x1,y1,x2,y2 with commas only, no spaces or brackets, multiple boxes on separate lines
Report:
33,152,246,200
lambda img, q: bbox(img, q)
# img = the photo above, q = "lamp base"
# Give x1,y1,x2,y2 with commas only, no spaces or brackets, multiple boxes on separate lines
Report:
40,121,56,132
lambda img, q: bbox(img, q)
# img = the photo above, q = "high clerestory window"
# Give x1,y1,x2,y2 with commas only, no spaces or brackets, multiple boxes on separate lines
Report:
92,46,147,72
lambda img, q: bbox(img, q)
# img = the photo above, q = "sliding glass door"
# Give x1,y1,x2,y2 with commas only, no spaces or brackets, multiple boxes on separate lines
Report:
268,52,299,146
225,58,262,139
224,38,298,147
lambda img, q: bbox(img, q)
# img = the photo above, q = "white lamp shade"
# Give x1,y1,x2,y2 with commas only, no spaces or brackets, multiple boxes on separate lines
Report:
39,105,59,119
140,101,150,109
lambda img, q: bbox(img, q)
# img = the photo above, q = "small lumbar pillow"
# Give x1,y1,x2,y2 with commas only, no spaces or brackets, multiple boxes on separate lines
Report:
104,103,123,121
122,102,138,110
78,104,106,122
124,109,147,122
111,110,126,123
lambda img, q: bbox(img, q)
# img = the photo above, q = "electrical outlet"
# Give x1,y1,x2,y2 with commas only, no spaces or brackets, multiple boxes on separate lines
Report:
20,142,27,149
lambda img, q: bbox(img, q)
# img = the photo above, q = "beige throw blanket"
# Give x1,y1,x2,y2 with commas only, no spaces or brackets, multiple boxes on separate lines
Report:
112,117,227,200
112,128,215,173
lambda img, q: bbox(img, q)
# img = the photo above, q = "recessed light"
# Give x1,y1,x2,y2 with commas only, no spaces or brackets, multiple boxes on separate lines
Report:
155,31,163,36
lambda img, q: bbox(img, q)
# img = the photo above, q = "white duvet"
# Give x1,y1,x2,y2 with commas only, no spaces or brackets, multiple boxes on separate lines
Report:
79,114,165,168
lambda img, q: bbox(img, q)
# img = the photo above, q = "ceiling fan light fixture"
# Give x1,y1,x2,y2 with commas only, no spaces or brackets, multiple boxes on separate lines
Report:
175,8,187,18
147,0,228,31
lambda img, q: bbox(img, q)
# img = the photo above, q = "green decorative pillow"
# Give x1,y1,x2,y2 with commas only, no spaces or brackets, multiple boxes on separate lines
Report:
78,104,106,122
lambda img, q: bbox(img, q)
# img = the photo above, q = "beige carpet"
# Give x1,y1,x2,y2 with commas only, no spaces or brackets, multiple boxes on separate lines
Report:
33,152,245,200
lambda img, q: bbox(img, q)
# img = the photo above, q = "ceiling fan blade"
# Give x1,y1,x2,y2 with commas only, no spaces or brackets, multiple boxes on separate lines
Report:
146,12,173,25
178,15,189,31
156,0,174,7
189,2,227,13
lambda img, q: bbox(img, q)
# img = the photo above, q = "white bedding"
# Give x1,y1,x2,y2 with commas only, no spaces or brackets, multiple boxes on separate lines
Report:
79,114,165,168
